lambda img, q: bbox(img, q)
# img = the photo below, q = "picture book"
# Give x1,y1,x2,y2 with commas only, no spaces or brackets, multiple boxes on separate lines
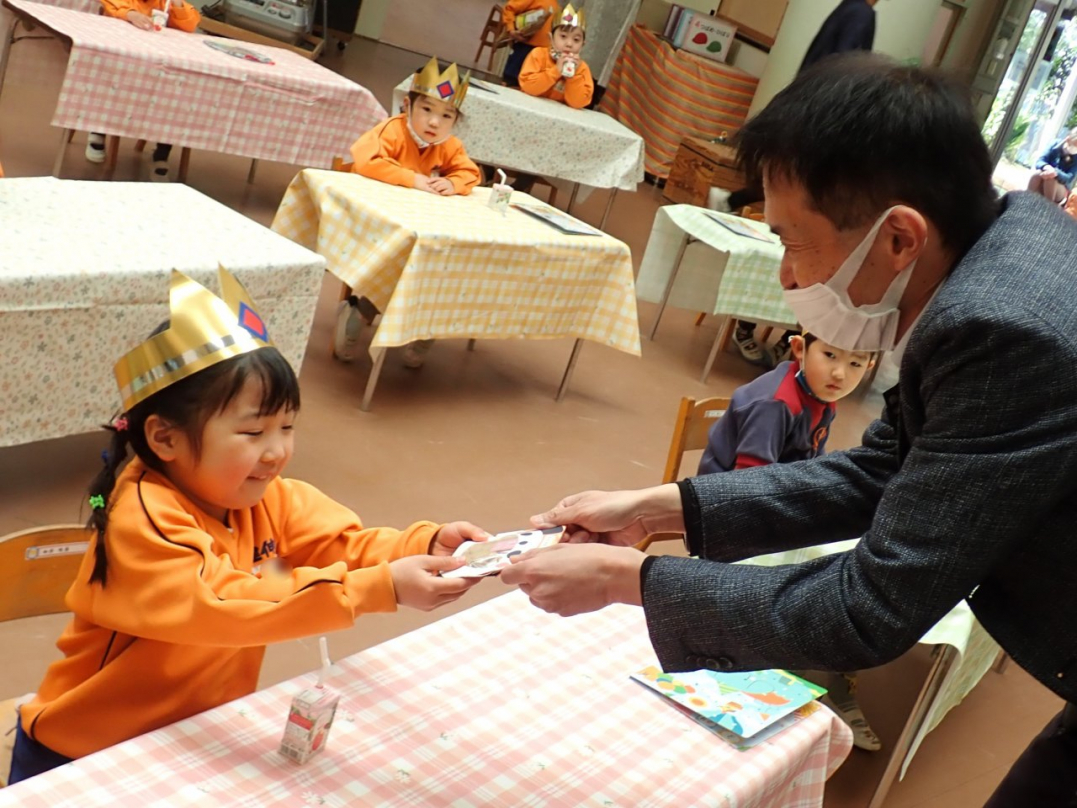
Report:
441,527,565,578
631,666,826,746
703,211,779,243
512,203,604,236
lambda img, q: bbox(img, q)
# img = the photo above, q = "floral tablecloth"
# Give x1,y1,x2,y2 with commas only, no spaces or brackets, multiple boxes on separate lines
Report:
3,0,386,167
0,178,325,447
601,25,759,178
0,590,853,807
391,77,644,190
636,204,797,327
271,169,641,357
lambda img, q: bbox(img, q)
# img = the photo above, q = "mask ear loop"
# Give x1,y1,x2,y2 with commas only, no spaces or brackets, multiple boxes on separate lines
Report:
827,206,901,293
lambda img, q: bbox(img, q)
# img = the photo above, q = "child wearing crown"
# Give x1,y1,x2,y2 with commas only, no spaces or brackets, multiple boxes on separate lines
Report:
519,4,594,109
7,269,487,784
348,57,481,197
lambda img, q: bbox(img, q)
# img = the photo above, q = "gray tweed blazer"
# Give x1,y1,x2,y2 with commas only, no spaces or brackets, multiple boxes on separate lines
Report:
642,192,1077,704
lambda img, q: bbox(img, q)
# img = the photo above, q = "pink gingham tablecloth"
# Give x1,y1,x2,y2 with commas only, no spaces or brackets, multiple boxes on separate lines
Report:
0,590,852,807
3,0,386,167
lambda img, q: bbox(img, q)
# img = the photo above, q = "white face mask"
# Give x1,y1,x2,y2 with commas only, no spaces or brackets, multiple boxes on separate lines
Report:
782,207,916,353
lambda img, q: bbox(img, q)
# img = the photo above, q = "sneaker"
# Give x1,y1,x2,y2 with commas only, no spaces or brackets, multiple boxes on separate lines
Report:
821,674,882,752
333,297,364,362
150,159,170,182
769,340,793,366
402,339,433,369
85,133,105,164
732,327,767,366
707,187,732,213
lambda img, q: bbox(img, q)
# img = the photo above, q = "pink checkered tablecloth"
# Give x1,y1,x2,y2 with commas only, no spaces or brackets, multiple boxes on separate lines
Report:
2,0,386,167
0,590,852,807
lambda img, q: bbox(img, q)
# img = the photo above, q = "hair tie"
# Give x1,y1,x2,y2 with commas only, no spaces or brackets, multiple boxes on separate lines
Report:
101,450,110,465
89,494,106,510
113,416,129,432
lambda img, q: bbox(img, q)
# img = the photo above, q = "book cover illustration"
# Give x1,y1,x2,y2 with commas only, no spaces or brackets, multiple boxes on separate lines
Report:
631,666,826,743
511,202,604,236
703,210,779,243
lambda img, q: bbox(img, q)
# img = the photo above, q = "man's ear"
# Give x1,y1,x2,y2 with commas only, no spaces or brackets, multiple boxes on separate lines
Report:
883,206,929,275
144,414,181,462
789,334,806,364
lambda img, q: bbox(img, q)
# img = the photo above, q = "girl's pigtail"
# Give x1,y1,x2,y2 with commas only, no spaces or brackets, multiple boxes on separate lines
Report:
87,417,132,586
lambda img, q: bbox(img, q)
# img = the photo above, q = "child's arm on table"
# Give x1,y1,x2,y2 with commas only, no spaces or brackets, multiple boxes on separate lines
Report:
166,0,201,32
349,130,434,192
439,144,482,195
562,60,594,109
519,49,561,97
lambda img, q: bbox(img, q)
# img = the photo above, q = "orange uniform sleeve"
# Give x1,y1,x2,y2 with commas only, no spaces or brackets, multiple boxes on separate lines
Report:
99,0,200,31
562,59,594,109
519,48,560,98
167,1,201,32
349,117,417,189
440,139,482,195
66,476,429,648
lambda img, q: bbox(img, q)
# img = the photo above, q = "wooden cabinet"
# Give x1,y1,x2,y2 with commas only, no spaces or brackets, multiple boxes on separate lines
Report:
663,136,744,206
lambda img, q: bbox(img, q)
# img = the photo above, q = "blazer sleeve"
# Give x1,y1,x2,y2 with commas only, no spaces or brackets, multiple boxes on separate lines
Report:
643,302,1077,674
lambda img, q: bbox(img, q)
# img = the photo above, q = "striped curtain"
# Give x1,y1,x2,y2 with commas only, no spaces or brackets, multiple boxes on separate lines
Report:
600,25,759,179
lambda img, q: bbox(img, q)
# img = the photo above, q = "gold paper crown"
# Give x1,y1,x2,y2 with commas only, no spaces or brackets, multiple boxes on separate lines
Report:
114,267,273,412
556,3,586,32
411,56,470,109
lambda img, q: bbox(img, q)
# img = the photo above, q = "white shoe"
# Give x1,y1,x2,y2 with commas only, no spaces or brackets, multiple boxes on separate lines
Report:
769,340,792,367
707,187,732,213
732,327,767,366
821,674,882,752
333,298,364,362
85,133,106,164
402,339,433,369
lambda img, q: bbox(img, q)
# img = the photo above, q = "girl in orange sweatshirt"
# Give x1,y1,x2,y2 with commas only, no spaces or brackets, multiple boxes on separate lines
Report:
85,0,201,179
519,4,594,109
9,269,485,785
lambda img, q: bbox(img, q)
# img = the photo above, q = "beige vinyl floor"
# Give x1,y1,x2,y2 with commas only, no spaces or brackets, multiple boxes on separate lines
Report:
0,22,1063,808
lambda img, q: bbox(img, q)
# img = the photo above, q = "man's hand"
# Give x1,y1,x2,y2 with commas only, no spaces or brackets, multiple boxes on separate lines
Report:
126,10,154,29
389,555,478,611
500,543,646,616
430,521,489,556
429,177,456,196
530,485,684,546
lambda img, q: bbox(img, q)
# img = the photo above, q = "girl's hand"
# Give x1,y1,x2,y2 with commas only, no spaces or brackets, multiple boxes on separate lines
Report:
413,174,436,192
389,555,478,611
170,0,184,6
429,177,456,196
430,521,489,556
127,11,154,29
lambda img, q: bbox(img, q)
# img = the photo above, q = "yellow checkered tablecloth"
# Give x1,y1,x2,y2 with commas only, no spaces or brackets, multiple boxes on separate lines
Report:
271,170,641,357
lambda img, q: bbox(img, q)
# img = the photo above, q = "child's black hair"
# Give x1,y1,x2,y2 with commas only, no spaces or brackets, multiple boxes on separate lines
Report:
87,333,300,587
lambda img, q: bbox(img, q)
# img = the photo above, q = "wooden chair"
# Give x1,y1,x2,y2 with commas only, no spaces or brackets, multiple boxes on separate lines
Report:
0,524,91,787
475,4,510,72
637,396,730,551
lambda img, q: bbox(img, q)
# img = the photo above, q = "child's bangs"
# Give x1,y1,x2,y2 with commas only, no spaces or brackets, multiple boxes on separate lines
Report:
214,348,301,417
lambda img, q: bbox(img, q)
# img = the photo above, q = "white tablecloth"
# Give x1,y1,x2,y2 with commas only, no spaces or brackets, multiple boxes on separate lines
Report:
0,178,325,447
391,77,644,191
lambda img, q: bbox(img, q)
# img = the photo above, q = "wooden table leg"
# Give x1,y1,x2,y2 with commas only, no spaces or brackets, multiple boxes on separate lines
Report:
598,188,618,232
134,139,147,153
866,645,959,808
103,135,120,178
177,147,191,183
467,339,477,351
567,182,580,214
52,128,73,177
360,347,386,412
701,316,732,384
648,234,690,341
246,159,259,184
555,339,583,402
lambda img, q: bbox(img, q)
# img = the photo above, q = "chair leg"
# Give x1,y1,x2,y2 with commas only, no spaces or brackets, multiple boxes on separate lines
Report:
53,128,73,177
134,139,147,153
694,312,706,327
247,159,259,185
177,147,191,183
760,326,773,342
467,338,477,352
548,186,558,208
103,135,120,178
338,282,352,301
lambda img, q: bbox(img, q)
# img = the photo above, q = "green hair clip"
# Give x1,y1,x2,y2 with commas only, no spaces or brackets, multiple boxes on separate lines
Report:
89,494,106,510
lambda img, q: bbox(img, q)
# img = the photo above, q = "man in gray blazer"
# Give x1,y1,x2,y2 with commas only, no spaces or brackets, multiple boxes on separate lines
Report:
501,54,1077,803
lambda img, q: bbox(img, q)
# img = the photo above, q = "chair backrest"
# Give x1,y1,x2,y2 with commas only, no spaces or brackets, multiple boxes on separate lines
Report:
661,395,732,484
0,525,90,623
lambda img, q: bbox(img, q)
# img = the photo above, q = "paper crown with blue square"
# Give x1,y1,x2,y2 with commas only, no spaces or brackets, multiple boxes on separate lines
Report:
556,3,586,32
114,267,272,411
411,56,470,109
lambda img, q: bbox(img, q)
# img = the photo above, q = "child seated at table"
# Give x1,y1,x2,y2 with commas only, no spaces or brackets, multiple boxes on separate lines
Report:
519,3,594,110
341,57,480,368
85,0,201,181
501,0,559,88
7,268,486,785
697,332,882,751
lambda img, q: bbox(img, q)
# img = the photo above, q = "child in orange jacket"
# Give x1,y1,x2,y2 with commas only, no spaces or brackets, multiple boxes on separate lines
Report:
8,268,485,785
86,0,201,179
519,3,594,109
501,0,558,87
341,58,480,370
